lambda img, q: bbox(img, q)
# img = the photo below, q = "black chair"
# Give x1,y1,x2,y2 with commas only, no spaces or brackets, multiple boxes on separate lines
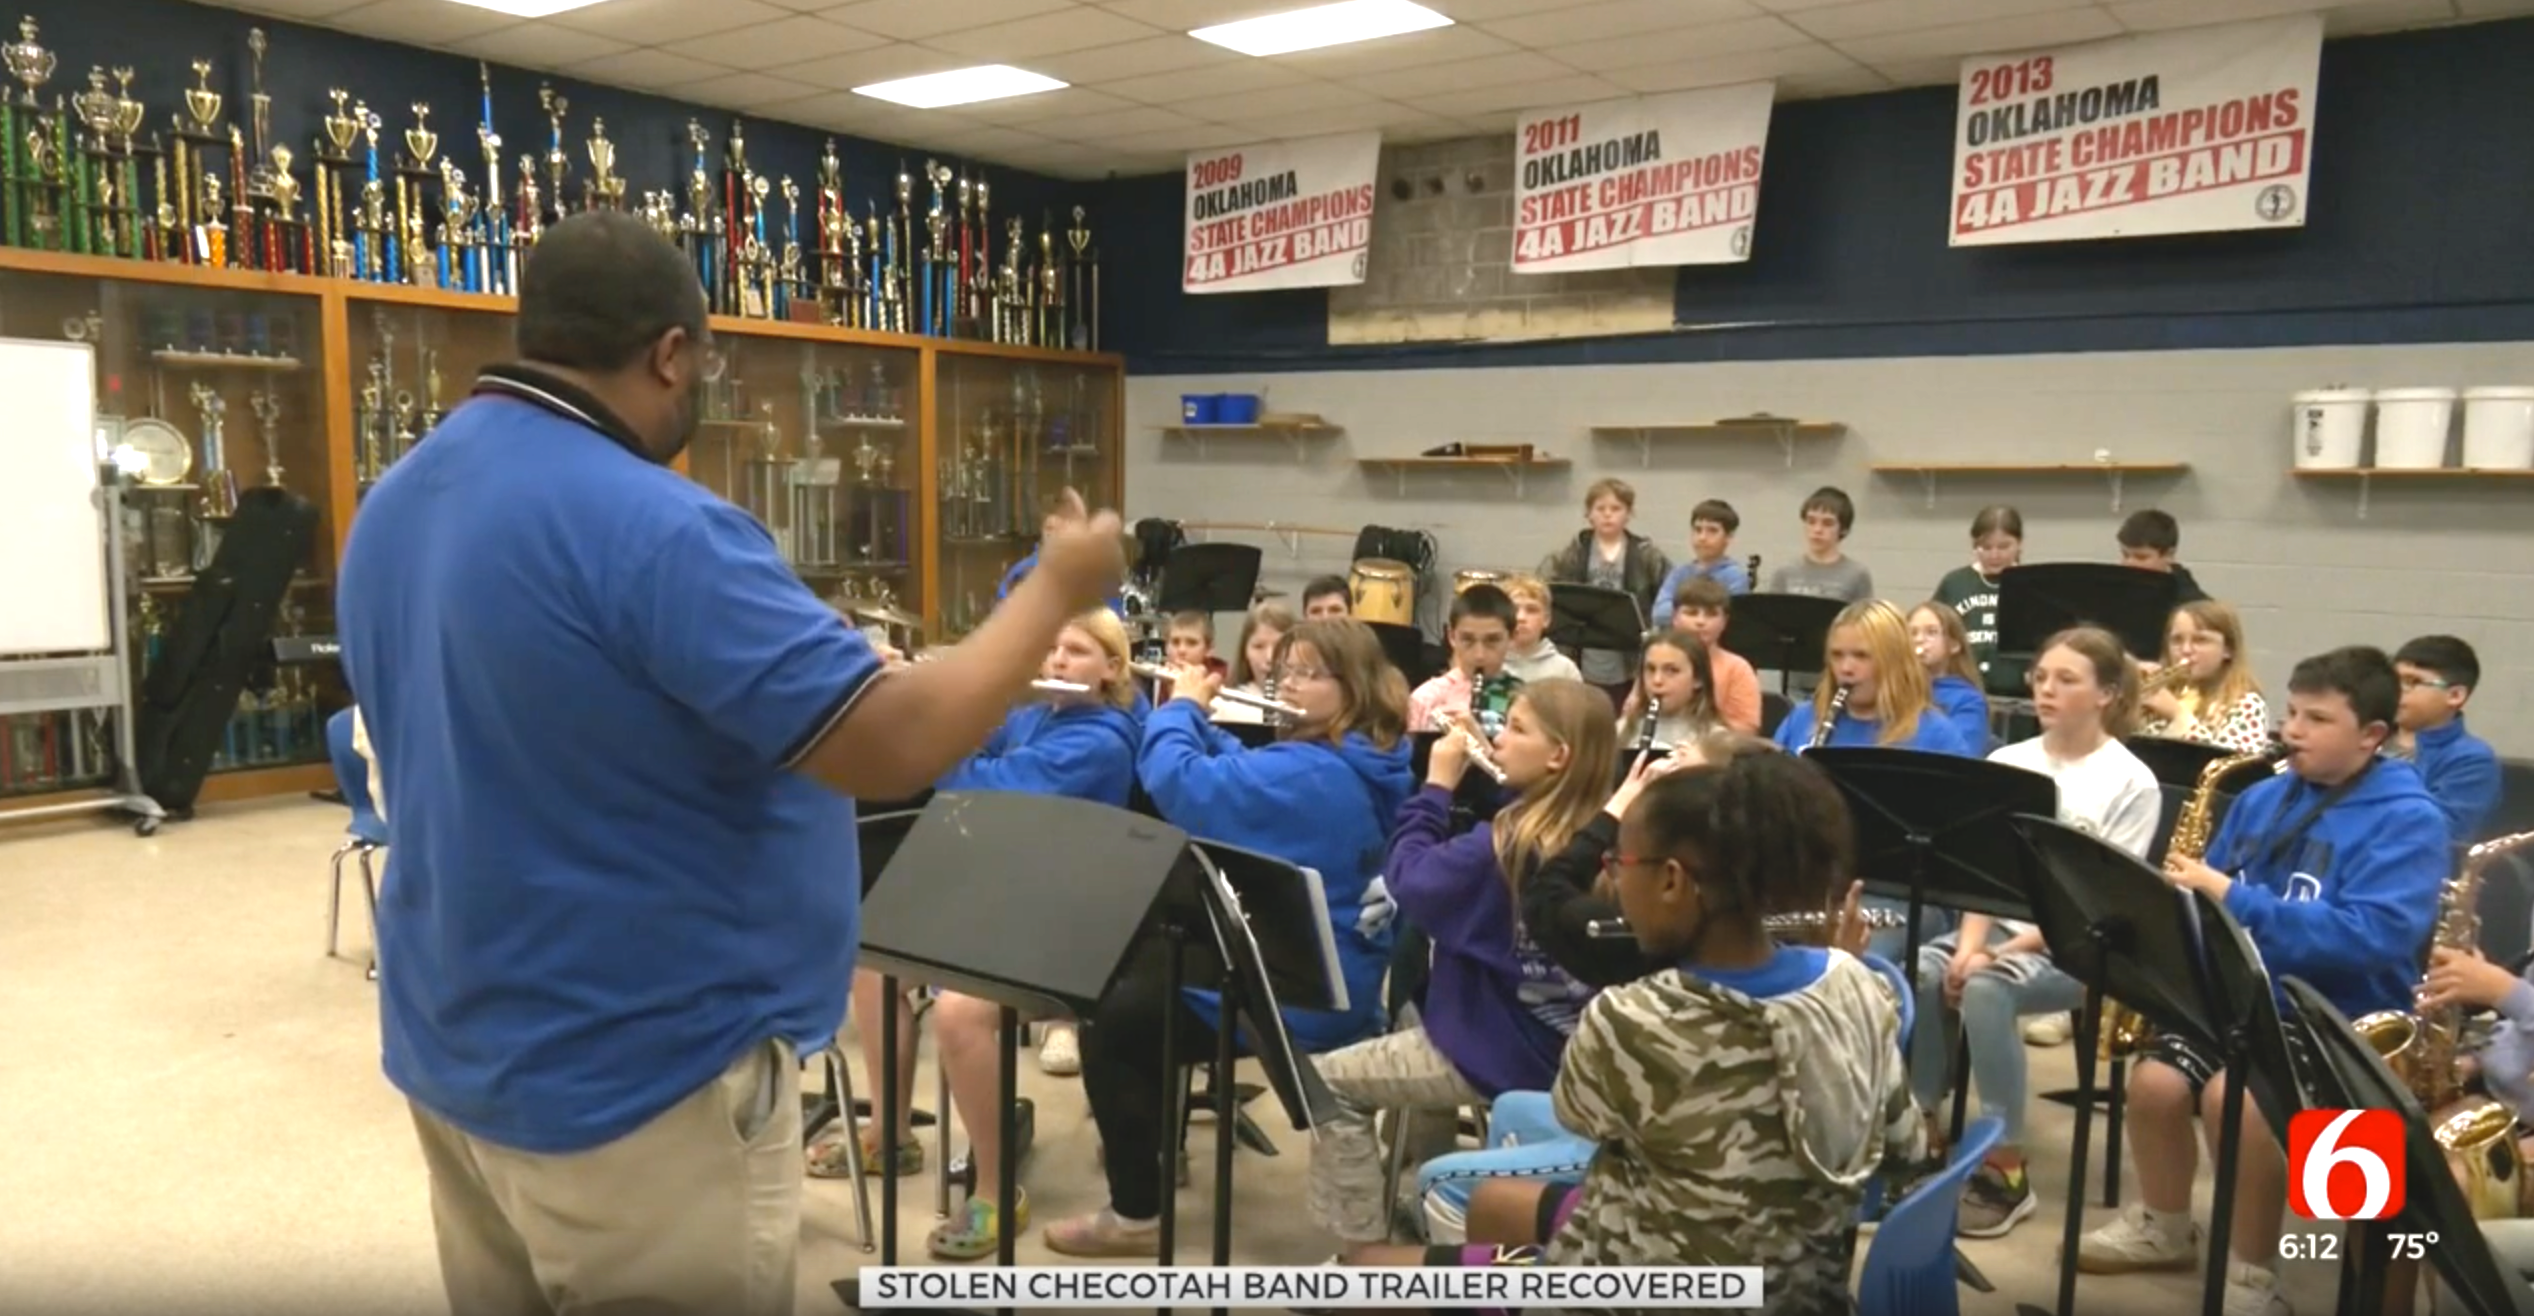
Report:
1760,691,1793,739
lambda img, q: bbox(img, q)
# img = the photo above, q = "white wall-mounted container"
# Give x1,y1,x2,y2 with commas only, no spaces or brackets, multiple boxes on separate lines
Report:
2370,387,2456,469
2460,387,2534,470
2290,388,2371,470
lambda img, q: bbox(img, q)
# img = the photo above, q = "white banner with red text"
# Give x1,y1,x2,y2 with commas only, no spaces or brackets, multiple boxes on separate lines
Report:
1949,13,2322,247
1183,132,1380,294
1512,83,1774,275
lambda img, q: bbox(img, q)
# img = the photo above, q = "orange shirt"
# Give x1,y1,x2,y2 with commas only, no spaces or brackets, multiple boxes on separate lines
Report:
1709,648,1763,735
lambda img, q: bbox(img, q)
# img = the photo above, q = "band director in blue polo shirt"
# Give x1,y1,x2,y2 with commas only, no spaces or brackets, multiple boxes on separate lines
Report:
338,212,1125,1316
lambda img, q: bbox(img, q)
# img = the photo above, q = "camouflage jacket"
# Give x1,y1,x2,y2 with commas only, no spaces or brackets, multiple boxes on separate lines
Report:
1543,950,1924,1315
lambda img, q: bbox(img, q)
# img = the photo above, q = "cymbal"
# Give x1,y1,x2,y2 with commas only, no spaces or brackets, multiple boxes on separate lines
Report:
849,600,922,629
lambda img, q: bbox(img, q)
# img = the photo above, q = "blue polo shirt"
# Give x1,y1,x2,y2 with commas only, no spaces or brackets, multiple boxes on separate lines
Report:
338,367,883,1155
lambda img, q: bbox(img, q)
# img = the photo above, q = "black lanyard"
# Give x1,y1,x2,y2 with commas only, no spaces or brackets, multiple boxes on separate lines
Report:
2232,760,2371,877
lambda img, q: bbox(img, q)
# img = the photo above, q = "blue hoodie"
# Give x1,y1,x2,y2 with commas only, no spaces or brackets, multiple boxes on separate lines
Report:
1930,675,1993,754
2409,716,2501,846
1651,557,1753,619
1772,699,1974,757
939,701,1140,806
2212,758,2447,1018
1137,698,1415,1051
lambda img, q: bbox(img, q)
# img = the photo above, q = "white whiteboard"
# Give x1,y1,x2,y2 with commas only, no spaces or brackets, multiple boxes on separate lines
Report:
0,339,106,657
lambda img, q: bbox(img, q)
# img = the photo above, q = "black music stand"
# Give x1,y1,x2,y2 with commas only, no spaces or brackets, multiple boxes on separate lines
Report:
1718,593,1843,696
1996,563,2178,665
1805,749,2055,981
811,809,937,1139
2127,735,2239,790
1367,621,1430,683
1157,542,1264,617
2280,978,2534,1316
1410,729,1512,830
1547,582,1647,659
839,792,1192,1316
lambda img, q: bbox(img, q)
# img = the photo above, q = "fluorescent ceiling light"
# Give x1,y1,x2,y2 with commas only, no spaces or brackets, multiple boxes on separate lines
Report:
853,65,1067,109
1191,0,1452,57
443,0,609,17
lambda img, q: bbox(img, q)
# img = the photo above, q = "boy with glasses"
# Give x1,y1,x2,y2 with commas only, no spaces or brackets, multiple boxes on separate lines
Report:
2392,634,2501,845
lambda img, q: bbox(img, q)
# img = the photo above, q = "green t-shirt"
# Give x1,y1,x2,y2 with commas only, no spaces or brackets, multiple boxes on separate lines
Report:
1934,564,2003,674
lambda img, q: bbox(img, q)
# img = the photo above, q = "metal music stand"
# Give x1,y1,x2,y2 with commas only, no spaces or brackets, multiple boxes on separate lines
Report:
1547,582,1648,661
2279,978,2534,1316
1996,563,2179,665
1717,593,1843,696
841,792,1192,1316
1806,748,2055,982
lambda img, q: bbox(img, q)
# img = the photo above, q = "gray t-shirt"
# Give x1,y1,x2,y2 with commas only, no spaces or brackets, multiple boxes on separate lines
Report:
1580,546,1631,684
1767,555,1874,603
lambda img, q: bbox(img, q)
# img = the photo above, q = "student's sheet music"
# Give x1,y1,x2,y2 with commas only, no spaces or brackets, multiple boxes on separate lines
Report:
1192,850,1345,1131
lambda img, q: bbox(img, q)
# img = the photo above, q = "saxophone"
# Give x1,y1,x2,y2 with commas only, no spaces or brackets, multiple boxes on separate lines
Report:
1807,684,1850,751
2100,747,2275,1060
2356,831,2534,1220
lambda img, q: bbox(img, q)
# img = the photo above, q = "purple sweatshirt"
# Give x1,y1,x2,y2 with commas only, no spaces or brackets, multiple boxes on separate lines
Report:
1385,785,1595,1098
2482,979,2534,1121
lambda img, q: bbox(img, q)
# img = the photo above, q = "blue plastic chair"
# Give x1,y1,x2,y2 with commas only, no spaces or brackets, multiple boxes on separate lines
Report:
1858,951,1915,1057
324,709,386,967
1856,1115,2003,1316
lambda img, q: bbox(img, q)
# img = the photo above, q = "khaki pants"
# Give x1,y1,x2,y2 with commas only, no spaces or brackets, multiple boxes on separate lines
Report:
409,1038,802,1316
1304,1024,1487,1244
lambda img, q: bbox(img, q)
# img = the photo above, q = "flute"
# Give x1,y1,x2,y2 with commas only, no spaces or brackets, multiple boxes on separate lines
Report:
1129,661,1304,719
1455,724,1507,783
1585,907,1910,939
1029,678,1088,695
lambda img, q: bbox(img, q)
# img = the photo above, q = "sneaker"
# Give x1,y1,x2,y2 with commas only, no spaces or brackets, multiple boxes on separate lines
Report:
2074,1203,2201,1274
1039,1024,1080,1076
1956,1164,2036,1239
2023,1014,2073,1046
927,1190,1029,1261
2224,1261,2291,1316
1044,1207,1162,1258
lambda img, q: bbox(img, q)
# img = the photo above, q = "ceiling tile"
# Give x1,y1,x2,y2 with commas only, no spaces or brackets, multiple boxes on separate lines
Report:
1406,72,1629,117
757,0,863,11
1096,59,1312,102
1453,109,1524,133
1774,65,1892,97
1013,142,1172,177
1602,42,1861,93
1270,24,1520,76
920,122,1064,154
1863,56,1963,87
2105,0,2343,26
229,0,372,19
821,0,1074,40
1381,117,1475,143
1547,15,1816,71
323,0,521,45
444,22,636,68
550,0,793,43
1087,122,1260,152
1034,35,1237,83
923,9,1167,60
762,43,976,90
1421,0,1630,18
1792,0,2092,41
564,47,735,90
667,71,830,109
758,89,936,135
1831,7,2122,63
1229,101,1451,138
1477,0,1764,46
1337,50,1580,99
1173,81,1375,117
673,15,894,66
955,87,1138,123
2320,0,2464,32
1095,0,1301,26
1038,104,1213,138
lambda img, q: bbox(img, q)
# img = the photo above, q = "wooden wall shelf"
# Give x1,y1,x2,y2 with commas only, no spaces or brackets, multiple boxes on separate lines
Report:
1589,417,1845,468
1358,456,1569,497
1869,461,2188,513
2291,466,2534,519
1159,421,1341,459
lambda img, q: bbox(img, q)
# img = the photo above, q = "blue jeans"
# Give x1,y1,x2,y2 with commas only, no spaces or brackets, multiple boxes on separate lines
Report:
1863,894,1955,965
1413,1091,1594,1243
1908,937,2087,1147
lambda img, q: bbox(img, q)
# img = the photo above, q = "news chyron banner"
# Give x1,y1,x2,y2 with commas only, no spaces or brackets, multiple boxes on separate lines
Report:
1949,13,2322,247
1512,83,1774,274
1183,132,1380,294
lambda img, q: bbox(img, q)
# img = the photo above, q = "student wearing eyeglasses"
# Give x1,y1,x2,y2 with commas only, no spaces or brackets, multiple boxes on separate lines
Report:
2390,635,2501,846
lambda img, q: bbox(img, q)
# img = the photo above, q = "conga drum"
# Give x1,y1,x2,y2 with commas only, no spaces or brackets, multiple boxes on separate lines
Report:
1349,558,1414,626
1453,568,1510,596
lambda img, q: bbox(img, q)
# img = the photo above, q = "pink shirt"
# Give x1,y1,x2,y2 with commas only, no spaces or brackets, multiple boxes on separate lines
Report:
1409,668,1475,733
1709,647,1763,735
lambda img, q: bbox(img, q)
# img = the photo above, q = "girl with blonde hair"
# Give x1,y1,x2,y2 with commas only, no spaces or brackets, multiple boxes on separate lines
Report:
2138,599,2269,754
1773,600,1974,755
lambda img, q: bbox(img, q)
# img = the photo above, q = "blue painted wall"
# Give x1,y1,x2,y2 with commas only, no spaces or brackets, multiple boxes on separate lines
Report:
1094,19,2534,376
15,0,1081,257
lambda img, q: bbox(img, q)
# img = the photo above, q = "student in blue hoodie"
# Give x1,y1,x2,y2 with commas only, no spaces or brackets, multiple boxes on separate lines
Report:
1307,678,1614,1246
1774,600,1975,961
1047,617,1415,1257
2078,646,2446,1316
830,612,1141,1227
2393,634,2502,846
1909,601,1995,753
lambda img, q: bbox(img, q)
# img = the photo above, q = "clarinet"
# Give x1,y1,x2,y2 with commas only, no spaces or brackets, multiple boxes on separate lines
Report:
1807,684,1851,751
1633,699,1662,753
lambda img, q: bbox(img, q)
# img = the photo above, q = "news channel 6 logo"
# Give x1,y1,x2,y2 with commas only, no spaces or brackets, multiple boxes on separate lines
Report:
2287,1109,2407,1220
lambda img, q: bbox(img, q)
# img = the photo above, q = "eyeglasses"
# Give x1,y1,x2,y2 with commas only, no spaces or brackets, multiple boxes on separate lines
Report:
2399,676,2453,692
1279,665,1331,684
